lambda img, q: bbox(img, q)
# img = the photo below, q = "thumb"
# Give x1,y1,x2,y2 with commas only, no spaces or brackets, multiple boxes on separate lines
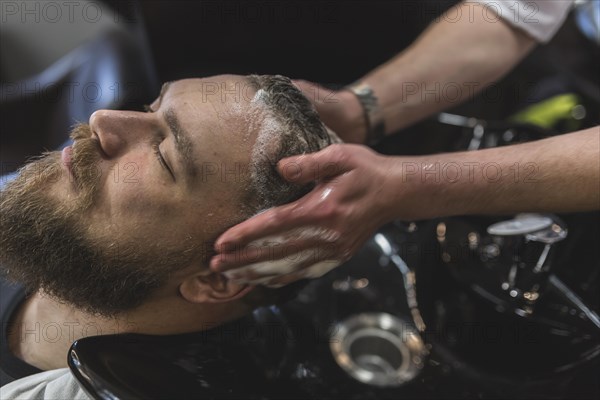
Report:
292,79,316,94
277,145,352,184
292,79,326,105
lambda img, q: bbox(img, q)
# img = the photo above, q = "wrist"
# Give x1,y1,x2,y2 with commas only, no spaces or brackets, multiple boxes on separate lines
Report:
337,90,368,144
345,82,386,146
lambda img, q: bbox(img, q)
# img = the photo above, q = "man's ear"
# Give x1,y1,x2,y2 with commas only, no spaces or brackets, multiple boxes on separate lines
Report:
179,271,251,304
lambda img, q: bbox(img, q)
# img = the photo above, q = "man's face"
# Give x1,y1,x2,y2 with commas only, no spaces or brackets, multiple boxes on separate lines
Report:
61,76,260,252
0,75,269,315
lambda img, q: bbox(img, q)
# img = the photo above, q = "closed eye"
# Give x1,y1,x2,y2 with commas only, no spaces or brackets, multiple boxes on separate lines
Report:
146,104,174,180
153,142,175,180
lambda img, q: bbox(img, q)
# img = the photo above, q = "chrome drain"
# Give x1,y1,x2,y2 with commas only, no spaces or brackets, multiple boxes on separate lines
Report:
330,313,427,387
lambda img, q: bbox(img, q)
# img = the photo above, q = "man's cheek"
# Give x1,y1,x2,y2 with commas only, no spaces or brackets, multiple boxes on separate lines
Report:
198,161,250,185
106,156,146,185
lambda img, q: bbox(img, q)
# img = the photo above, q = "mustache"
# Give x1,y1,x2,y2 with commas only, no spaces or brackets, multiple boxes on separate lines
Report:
67,123,103,207
70,122,93,141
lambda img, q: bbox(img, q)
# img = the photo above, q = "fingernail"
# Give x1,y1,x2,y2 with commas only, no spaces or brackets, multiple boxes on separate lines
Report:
278,163,303,184
287,167,301,180
209,258,221,271
216,241,235,253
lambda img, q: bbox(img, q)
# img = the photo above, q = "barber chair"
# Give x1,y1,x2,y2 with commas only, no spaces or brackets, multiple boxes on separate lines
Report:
0,0,158,177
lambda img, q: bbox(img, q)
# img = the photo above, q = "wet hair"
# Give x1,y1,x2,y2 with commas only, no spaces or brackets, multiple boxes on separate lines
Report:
243,74,333,214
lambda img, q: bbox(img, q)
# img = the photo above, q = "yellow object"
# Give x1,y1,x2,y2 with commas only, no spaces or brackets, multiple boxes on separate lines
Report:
510,94,582,131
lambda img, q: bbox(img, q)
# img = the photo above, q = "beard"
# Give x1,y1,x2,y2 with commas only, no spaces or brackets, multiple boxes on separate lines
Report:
0,124,305,318
0,124,167,316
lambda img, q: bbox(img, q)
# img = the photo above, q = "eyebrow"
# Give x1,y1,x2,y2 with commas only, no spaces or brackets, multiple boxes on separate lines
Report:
164,107,197,182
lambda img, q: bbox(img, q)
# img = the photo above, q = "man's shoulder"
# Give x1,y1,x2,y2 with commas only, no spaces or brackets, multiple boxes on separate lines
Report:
0,368,90,400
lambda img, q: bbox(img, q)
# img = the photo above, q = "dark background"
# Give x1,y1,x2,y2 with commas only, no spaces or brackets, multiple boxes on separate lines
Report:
139,0,600,154
140,0,458,83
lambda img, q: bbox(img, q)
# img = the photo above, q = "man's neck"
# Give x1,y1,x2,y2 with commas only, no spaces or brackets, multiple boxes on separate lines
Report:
8,291,252,370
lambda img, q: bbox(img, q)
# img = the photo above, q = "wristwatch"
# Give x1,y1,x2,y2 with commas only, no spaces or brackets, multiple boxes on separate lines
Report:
345,82,386,146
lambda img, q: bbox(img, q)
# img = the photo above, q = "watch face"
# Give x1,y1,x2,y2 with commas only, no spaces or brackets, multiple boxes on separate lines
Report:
357,86,371,96
487,214,553,236
349,83,372,97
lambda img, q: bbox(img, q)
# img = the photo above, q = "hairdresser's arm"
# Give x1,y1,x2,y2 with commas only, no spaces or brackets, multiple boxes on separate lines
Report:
211,128,600,286
300,1,537,144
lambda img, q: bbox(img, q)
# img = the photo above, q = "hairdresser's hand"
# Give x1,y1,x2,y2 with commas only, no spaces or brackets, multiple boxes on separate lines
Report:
293,80,367,144
210,144,400,287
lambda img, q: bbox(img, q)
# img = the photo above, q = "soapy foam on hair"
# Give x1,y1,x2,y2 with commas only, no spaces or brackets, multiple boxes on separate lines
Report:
249,88,309,169
248,226,341,246
225,259,341,288
229,75,342,286
222,226,342,284
246,87,310,213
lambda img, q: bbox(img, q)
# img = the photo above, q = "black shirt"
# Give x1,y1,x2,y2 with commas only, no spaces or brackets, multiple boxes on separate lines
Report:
0,278,41,386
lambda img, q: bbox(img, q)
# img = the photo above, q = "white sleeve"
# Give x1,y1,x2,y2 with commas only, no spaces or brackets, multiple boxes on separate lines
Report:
0,369,91,400
471,0,576,42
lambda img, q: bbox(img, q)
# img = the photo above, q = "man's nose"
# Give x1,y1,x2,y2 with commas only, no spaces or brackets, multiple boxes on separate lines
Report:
89,110,155,158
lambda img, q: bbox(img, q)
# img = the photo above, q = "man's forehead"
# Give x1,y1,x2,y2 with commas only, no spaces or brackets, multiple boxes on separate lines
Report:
168,76,257,100
164,77,265,178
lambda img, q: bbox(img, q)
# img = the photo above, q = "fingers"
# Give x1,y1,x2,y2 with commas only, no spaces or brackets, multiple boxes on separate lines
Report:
212,229,341,271
214,203,313,253
262,259,341,288
214,145,355,252
277,144,352,184
225,257,342,288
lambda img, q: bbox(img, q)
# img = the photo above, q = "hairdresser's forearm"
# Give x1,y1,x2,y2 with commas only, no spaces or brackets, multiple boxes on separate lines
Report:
361,1,537,135
384,128,600,220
